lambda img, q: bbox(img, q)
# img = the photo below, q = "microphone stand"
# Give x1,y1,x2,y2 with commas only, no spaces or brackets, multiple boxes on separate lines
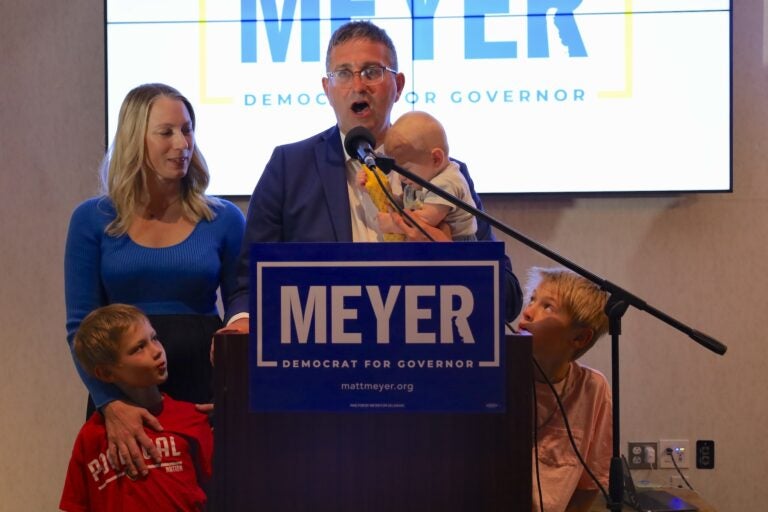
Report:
373,154,727,511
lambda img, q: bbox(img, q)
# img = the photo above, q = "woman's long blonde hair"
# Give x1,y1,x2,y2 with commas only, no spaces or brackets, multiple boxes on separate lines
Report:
100,83,219,236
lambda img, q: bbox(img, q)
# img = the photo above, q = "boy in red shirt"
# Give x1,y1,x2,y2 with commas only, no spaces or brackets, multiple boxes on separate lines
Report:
60,304,213,511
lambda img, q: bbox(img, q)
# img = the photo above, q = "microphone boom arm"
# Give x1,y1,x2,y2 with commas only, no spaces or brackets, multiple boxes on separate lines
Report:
375,154,726,355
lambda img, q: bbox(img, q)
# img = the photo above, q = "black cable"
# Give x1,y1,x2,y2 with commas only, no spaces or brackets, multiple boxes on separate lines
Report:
531,363,545,512
531,356,610,503
665,448,695,490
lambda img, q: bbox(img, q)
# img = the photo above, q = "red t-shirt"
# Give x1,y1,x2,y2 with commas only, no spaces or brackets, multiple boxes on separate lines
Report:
60,394,213,512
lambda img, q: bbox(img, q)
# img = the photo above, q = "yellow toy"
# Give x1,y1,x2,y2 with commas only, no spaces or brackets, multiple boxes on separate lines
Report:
360,164,406,242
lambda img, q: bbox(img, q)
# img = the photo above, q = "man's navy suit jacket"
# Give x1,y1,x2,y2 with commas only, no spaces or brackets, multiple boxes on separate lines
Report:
227,125,522,320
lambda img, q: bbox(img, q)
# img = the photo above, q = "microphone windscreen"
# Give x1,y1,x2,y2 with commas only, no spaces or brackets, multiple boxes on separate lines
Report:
344,126,376,159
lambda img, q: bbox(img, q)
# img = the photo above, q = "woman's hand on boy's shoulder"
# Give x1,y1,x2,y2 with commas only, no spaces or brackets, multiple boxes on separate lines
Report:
102,399,163,479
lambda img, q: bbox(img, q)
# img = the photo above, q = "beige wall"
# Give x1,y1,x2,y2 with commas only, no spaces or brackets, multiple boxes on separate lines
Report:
1,1,764,510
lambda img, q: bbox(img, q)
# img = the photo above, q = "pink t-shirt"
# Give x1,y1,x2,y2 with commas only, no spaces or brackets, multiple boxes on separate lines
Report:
532,362,612,512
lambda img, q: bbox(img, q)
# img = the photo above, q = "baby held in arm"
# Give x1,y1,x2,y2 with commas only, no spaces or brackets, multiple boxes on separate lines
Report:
357,111,477,241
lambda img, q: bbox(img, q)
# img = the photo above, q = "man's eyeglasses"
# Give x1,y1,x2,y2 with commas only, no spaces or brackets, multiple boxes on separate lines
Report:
326,65,397,86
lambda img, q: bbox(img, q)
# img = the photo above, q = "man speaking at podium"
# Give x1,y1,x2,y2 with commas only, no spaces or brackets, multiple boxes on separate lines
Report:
224,20,523,331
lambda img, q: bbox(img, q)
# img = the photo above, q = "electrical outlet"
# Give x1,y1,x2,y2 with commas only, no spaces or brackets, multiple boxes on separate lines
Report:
659,439,690,469
696,440,715,469
669,475,685,488
627,442,658,469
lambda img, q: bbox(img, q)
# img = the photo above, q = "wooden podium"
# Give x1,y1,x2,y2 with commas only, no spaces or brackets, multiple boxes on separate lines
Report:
211,334,532,511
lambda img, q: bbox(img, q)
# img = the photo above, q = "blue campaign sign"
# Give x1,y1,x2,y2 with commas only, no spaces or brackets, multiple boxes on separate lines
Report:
248,242,506,412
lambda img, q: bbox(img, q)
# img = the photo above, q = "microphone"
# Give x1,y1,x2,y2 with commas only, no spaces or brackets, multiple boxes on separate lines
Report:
344,126,378,169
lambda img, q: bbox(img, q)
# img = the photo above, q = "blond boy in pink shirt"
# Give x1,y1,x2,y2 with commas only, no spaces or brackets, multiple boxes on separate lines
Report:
519,267,612,512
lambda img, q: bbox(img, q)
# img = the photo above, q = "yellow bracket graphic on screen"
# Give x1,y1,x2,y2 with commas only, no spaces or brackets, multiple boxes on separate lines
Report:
199,0,233,104
598,0,633,99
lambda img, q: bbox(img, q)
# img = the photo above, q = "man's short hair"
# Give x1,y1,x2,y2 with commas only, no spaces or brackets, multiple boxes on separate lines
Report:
325,20,399,71
73,304,148,375
525,267,609,359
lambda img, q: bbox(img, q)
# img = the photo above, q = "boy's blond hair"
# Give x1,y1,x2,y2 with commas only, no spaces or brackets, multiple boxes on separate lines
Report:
525,267,609,359
73,304,148,376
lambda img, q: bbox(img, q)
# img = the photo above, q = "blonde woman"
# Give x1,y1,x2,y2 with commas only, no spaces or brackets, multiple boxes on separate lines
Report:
64,83,243,479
